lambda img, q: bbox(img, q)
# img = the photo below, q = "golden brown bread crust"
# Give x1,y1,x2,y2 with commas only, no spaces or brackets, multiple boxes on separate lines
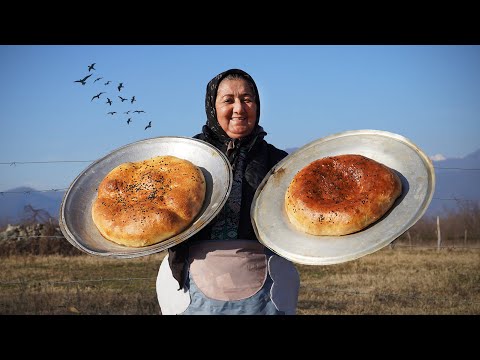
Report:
285,154,402,236
92,155,206,247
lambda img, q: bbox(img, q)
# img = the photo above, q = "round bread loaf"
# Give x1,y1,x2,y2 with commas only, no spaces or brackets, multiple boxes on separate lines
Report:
285,154,402,236
92,155,206,247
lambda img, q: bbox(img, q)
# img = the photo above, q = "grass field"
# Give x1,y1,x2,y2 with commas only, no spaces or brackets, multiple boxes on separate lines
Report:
0,247,479,315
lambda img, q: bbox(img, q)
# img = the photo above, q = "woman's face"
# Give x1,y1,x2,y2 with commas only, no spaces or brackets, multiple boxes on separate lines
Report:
215,78,257,139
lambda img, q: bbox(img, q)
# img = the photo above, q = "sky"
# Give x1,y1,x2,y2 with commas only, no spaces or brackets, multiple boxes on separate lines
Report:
1,45,479,192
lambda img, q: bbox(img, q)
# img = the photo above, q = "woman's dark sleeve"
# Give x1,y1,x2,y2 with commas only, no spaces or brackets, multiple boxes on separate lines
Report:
166,131,204,290
167,242,189,290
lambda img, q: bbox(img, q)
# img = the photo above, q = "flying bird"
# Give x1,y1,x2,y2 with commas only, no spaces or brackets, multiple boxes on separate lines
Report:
91,92,106,101
118,96,128,102
117,82,124,92
127,118,132,124
94,77,103,83
124,110,131,114
74,74,92,85
130,96,136,104
106,98,113,106
104,80,111,85
107,111,117,115
133,110,145,114
144,121,152,130
88,63,96,72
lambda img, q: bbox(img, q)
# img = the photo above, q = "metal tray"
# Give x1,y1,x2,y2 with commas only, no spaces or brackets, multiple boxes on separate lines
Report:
251,129,435,265
59,136,232,258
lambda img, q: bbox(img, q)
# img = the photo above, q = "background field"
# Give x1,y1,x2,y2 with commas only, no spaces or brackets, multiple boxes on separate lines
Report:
1,246,478,315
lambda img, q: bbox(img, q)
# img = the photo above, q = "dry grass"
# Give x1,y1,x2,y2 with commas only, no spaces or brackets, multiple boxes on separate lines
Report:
0,248,478,315
297,247,480,315
0,253,165,315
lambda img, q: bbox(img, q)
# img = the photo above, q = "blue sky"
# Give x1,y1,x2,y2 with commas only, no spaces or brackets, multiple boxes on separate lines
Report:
1,45,479,192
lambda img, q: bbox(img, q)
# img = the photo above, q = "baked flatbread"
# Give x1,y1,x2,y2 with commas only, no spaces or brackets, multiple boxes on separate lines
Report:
92,155,206,247
285,154,402,236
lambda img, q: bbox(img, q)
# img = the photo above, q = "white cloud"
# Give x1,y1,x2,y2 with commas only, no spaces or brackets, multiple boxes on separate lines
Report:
430,154,446,161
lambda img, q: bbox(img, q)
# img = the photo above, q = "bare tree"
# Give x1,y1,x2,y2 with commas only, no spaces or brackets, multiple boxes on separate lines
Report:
22,204,53,224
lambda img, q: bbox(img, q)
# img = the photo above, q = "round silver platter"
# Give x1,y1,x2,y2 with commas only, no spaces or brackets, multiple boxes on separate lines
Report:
251,129,435,265
59,136,232,258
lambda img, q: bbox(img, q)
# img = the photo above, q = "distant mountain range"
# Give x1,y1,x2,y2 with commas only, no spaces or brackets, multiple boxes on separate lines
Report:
428,149,480,216
0,187,65,226
1,149,479,226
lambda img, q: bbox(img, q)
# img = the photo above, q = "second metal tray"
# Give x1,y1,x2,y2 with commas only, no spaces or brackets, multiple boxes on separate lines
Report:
251,129,435,265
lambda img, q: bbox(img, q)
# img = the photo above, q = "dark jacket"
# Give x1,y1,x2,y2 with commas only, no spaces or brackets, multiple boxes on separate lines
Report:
167,68,287,288
167,130,287,288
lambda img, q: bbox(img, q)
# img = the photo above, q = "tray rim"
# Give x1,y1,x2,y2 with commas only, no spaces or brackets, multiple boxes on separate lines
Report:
251,129,436,265
59,136,233,258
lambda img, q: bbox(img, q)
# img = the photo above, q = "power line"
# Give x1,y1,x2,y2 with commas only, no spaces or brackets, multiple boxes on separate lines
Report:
1,162,479,201
435,166,480,171
3,235,480,250
0,160,94,165
392,244,480,250
0,189,476,203
2,235,66,239
0,277,153,286
0,189,68,194
301,285,480,305
1,160,479,170
1,277,477,306
432,197,477,201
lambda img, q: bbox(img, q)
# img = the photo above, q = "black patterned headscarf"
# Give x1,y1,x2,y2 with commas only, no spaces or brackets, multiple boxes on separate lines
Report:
202,68,262,152
206,68,260,136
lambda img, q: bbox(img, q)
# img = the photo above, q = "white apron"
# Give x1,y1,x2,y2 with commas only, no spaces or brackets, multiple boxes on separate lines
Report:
156,239,300,315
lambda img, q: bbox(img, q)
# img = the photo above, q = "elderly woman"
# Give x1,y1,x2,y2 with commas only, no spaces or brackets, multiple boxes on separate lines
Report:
156,68,299,315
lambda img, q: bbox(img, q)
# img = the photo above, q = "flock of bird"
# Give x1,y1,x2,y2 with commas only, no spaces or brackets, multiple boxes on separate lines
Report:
74,63,153,130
